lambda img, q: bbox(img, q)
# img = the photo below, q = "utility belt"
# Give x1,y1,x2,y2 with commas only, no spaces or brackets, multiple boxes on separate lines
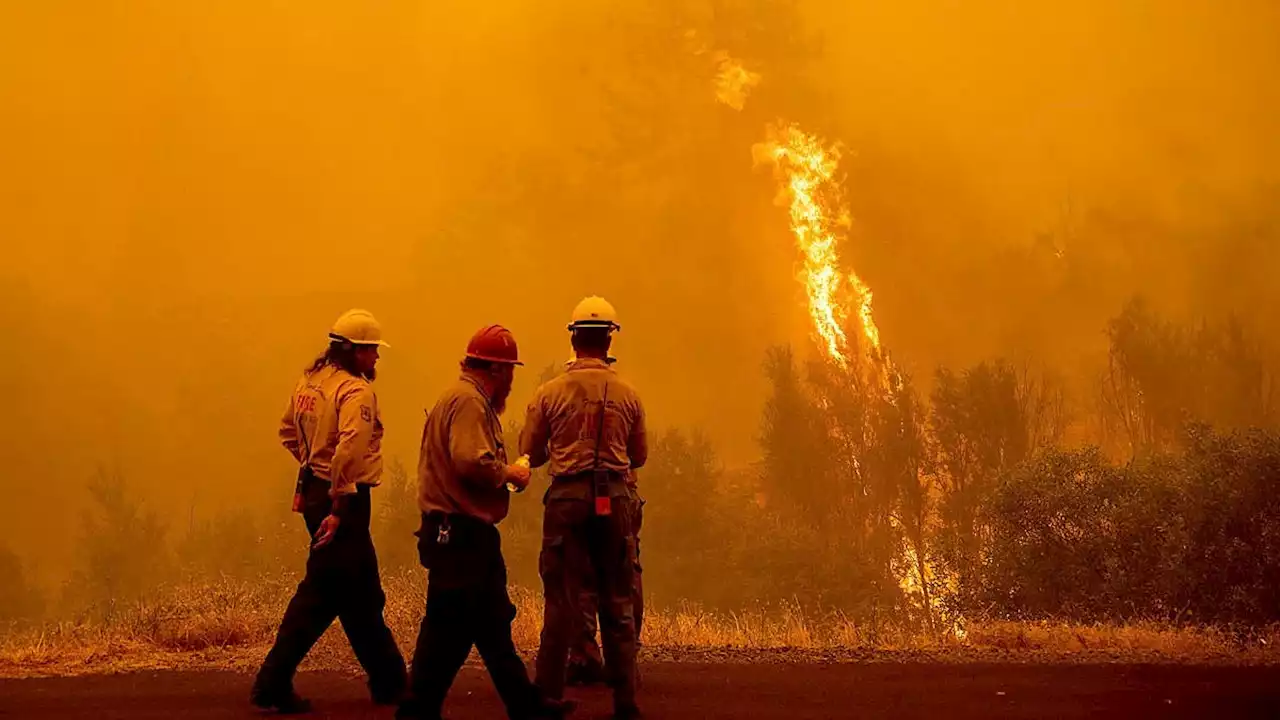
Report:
291,466,372,527
420,510,498,549
552,469,629,516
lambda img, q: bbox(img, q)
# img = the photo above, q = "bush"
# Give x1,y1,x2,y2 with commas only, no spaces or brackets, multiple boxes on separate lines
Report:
1174,425,1280,624
975,448,1180,621
973,427,1280,626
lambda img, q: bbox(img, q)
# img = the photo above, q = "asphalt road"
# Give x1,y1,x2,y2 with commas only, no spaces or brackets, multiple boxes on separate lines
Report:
2,663,1279,719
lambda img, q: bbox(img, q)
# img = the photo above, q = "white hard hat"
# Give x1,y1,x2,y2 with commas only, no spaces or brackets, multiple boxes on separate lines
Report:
329,309,389,347
567,296,620,332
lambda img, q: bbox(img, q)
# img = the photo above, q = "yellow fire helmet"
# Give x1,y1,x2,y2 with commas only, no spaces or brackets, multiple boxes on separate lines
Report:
567,296,620,333
329,309,389,347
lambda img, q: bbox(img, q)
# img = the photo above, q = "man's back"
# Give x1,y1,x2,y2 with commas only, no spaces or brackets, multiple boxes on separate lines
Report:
280,364,385,493
521,358,647,478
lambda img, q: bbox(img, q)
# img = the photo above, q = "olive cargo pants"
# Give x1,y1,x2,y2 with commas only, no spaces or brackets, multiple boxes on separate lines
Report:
535,495,639,713
567,499,644,673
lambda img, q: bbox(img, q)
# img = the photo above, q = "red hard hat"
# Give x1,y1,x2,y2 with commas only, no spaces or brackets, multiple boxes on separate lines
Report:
465,325,523,365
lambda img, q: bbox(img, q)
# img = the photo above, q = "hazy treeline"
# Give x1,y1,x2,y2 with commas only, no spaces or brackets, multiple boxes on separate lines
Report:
4,298,1277,634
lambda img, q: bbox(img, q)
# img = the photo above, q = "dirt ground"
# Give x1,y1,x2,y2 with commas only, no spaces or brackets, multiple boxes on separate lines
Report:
2,662,1279,719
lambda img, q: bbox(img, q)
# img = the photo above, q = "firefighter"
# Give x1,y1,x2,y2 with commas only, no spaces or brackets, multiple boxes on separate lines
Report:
522,297,647,720
398,325,573,720
252,309,407,714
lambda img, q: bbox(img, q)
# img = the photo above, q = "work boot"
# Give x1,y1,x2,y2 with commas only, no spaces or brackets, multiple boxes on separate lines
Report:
250,689,313,715
566,661,607,687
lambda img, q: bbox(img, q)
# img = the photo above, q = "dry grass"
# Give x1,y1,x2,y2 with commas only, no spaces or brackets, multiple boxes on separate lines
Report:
3,570,1278,678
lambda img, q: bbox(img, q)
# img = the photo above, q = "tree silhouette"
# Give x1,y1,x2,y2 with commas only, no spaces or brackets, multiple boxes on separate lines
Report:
67,468,170,618
0,543,42,624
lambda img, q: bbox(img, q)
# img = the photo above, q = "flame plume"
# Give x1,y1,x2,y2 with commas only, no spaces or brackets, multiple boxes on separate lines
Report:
753,123,881,368
715,51,963,640
707,51,881,364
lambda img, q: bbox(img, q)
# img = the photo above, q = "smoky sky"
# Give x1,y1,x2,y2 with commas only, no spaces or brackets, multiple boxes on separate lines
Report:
2,0,1278,583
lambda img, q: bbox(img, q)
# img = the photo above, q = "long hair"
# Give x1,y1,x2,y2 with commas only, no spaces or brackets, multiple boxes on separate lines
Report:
306,341,373,380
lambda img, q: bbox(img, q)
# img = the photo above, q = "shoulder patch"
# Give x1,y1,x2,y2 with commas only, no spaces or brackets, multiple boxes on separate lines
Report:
360,405,373,423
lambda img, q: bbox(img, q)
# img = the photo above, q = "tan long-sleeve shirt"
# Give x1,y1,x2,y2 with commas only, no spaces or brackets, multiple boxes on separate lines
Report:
519,358,647,477
279,364,384,496
416,375,512,525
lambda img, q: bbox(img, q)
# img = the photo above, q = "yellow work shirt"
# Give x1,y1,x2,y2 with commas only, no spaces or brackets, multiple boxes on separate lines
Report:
279,364,384,496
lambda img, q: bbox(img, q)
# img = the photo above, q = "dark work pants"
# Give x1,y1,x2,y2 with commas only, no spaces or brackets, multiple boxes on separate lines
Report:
253,474,407,701
400,512,541,720
536,496,639,712
568,499,644,671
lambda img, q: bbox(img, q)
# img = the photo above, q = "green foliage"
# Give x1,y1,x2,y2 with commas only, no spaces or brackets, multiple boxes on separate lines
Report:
1173,425,1280,624
975,447,1167,620
972,428,1280,625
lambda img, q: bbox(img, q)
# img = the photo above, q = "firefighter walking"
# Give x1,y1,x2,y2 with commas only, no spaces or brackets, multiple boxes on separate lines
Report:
522,297,647,720
398,325,573,720
252,309,407,713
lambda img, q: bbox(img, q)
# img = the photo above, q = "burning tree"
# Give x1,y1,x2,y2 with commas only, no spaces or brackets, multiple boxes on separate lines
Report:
749,110,959,635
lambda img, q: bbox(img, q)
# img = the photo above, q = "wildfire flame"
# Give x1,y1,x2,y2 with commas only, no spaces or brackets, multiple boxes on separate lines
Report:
753,124,881,368
717,51,964,641
711,51,880,365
